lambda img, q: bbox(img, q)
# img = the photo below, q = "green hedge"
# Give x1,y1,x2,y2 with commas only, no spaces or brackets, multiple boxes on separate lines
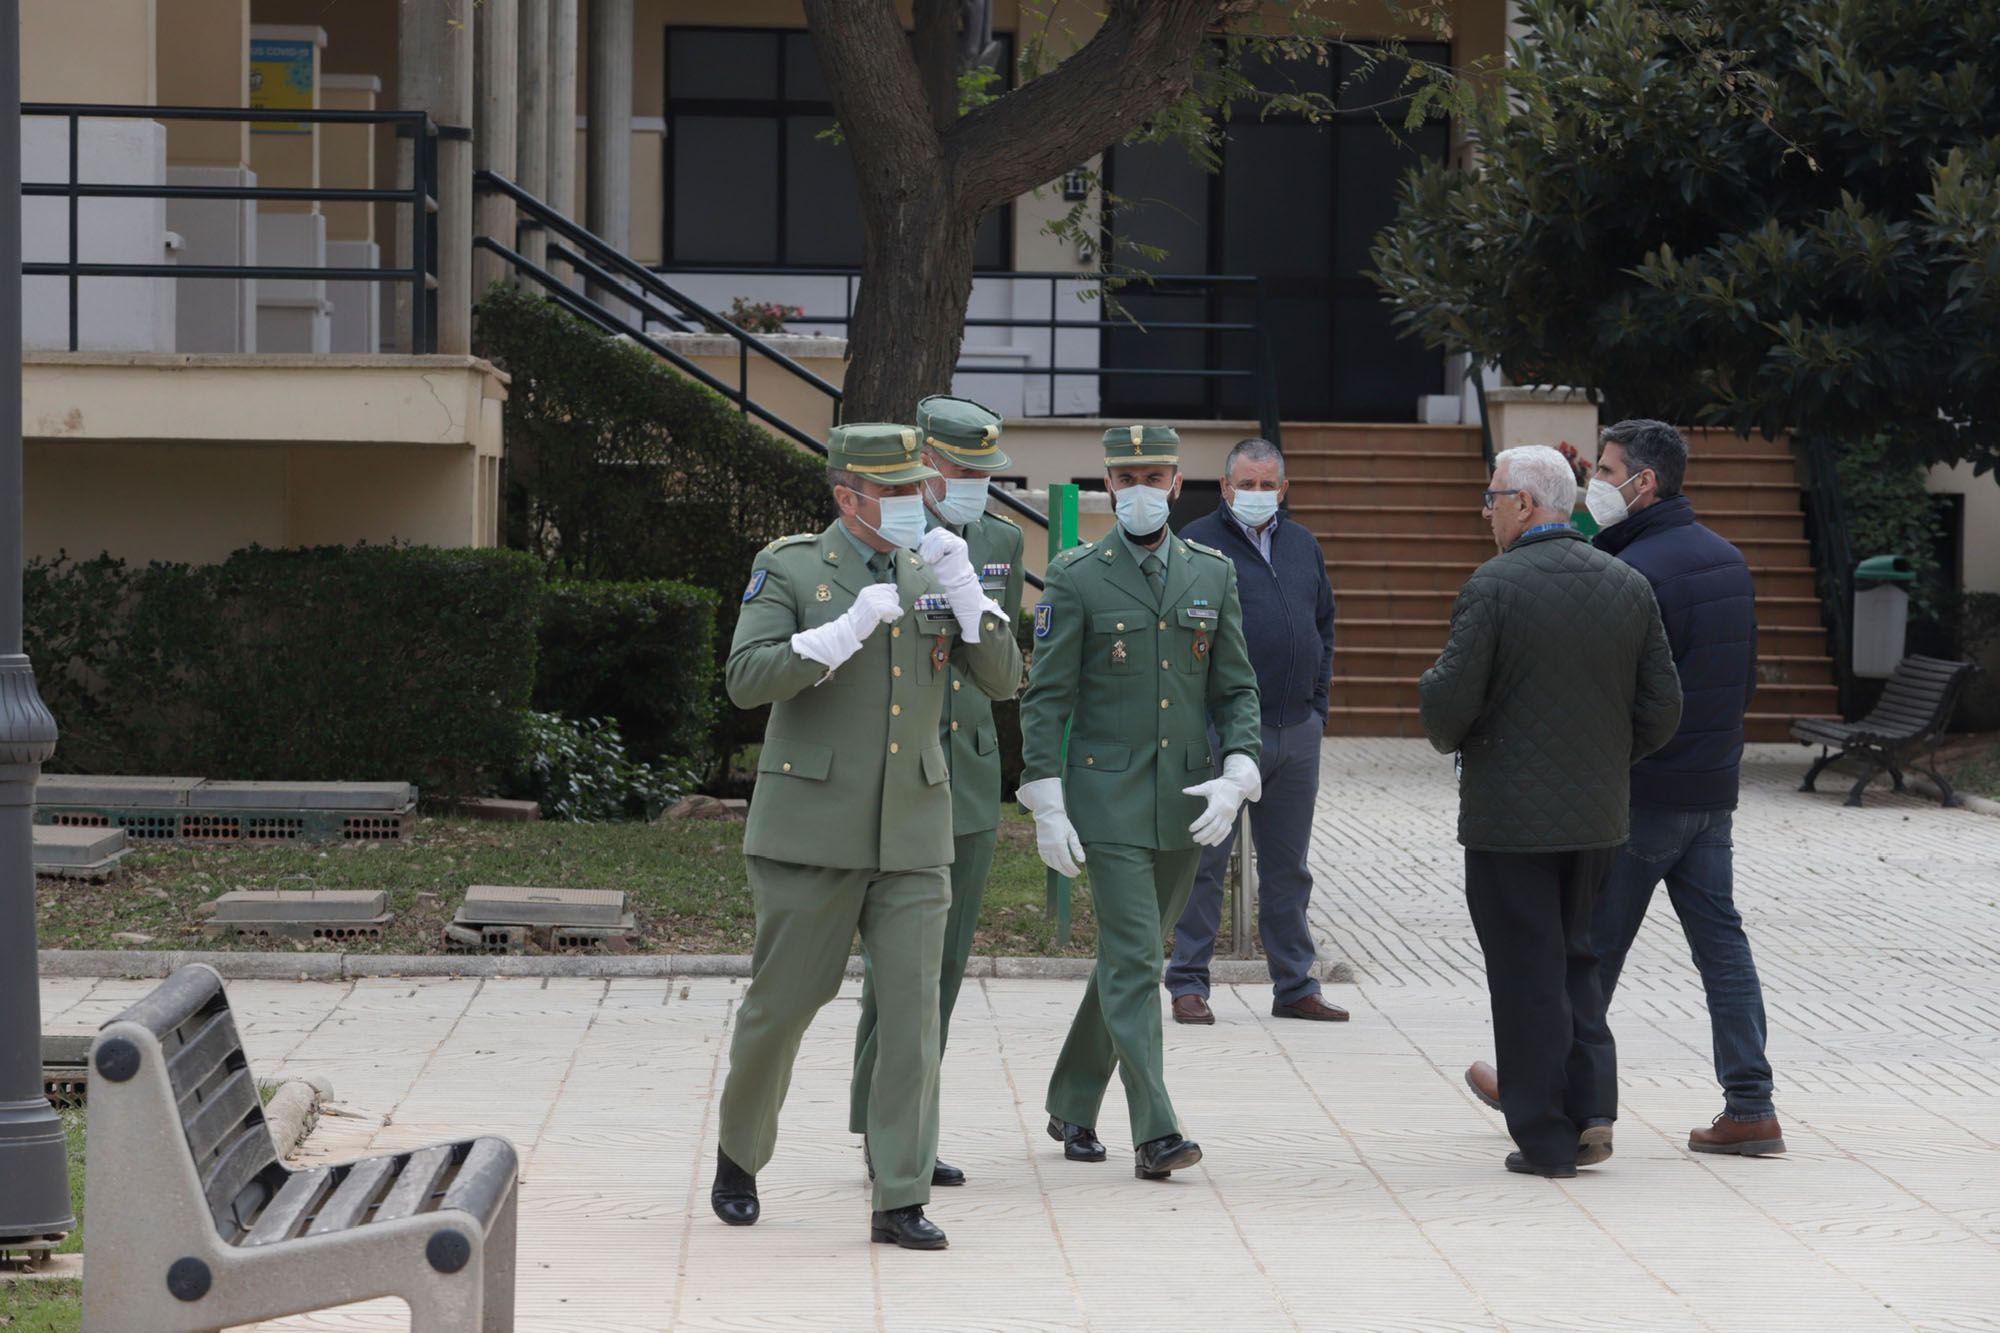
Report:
474,284,833,774
536,579,719,765
26,545,542,797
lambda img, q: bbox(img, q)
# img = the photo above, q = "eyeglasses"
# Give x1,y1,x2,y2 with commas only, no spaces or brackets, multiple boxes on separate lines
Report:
1481,488,1524,512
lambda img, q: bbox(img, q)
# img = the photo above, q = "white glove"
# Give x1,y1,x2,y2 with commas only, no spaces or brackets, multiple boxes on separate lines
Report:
1016,777,1085,878
919,527,1002,643
1183,753,1263,846
789,583,903,671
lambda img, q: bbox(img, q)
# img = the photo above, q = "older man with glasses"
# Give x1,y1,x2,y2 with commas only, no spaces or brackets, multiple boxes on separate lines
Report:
1420,445,1682,1178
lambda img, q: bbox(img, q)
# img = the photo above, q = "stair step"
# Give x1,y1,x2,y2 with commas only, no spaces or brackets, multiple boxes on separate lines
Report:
1679,481,1809,511
1681,428,1794,458
1289,504,1493,538
1682,455,1799,485
1281,450,1490,482
1279,424,1483,453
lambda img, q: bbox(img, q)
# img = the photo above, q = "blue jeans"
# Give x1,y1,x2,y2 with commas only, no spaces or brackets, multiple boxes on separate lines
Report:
1592,807,1776,1121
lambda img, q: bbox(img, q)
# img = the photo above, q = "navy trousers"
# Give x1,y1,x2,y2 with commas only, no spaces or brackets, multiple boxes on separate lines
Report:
1166,717,1325,1006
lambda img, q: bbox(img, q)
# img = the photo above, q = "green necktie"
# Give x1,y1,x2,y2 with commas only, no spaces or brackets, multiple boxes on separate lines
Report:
870,550,895,585
1142,552,1164,601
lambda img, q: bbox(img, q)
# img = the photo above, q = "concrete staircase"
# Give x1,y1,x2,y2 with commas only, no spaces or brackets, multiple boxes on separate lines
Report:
1282,424,1838,741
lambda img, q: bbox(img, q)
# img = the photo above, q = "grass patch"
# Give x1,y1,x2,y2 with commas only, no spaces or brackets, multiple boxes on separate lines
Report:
37,810,1099,958
1937,732,2000,800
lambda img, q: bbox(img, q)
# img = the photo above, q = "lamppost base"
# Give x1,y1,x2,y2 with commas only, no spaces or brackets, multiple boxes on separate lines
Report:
0,1096,74,1245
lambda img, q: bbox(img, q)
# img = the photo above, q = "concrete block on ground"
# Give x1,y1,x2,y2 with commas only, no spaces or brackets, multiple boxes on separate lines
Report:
32,824,128,866
212,889,389,922
188,780,417,811
448,796,540,822
459,886,626,927
36,774,204,808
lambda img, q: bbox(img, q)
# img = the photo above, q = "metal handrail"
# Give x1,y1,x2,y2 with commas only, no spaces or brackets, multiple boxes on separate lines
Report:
647,263,1284,448
19,102,439,352
476,172,1054,582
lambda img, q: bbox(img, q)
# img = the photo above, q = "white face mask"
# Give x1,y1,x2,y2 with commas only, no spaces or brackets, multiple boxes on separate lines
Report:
855,492,927,550
1228,490,1280,527
1114,482,1174,536
929,478,988,527
1585,474,1639,529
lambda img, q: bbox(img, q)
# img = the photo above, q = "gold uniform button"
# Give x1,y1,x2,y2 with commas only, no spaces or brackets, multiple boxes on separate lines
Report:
950,720,960,732
782,762,793,772
891,626,902,638
893,666,902,677
1158,619,1167,630
1162,659,1171,670
1085,756,1095,765
1160,698,1170,708
890,742,900,754
891,704,902,716
1116,622,1126,631
952,680,961,691
1160,739,1169,749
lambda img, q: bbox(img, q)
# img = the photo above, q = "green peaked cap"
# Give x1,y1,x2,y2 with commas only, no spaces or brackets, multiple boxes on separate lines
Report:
1101,423,1181,466
827,422,938,484
916,394,1010,472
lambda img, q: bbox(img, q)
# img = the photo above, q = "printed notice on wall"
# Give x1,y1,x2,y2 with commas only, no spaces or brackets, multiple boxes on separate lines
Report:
250,38,315,134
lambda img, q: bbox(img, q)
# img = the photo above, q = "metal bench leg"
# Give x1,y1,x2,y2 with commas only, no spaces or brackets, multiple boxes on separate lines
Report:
1801,746,1846,793
482,1185,519,1331
1843,756,1884,807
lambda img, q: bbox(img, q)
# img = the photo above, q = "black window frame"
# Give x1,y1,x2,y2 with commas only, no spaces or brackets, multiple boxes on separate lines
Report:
661,24,1016,271
1100,38,1452,422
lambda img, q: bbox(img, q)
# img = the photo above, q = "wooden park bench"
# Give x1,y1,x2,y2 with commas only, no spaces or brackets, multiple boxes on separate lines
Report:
82,964,519,1332
1791,655,1977,808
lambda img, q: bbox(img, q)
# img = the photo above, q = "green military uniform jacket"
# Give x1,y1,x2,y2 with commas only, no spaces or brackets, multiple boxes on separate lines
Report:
1018,532,1261,850
727,519,1023,873
937,512,1027,834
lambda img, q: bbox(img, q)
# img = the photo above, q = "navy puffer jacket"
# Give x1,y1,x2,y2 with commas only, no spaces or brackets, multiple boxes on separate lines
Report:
1594,495,1758,811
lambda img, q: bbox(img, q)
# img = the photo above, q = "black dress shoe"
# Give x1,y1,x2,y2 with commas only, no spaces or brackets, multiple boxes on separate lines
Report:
1578,1118,1614,1167
870,1204,948,1250
1504,1151,1577,1179
1046,1116,1106,1162
711,1147,759,1225
1134,1134,1202,1180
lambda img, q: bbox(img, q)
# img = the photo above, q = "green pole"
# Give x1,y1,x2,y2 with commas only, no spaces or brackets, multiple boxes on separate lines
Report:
1044,484,1080,947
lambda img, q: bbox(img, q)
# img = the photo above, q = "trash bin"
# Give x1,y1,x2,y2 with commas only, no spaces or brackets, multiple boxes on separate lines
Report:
1852,554,1916,679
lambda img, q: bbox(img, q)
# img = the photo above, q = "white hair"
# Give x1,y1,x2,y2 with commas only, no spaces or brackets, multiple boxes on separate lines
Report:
1496,445,1578,518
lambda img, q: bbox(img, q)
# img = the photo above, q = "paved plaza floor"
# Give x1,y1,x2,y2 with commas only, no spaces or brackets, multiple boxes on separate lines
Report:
40,742,2000,1331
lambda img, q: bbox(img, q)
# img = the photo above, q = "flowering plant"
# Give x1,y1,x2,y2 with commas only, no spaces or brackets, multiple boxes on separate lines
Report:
1555,440,1592,486
722,297,805,334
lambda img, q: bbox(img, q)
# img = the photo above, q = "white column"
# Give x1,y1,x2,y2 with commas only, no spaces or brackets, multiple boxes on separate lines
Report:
515,0,550,271
585,0,632,313
396,0,475,353
473,0,519,293
546,0,579,284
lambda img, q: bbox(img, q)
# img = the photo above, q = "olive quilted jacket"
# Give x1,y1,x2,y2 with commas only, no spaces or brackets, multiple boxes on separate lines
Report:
1419,527,1683,852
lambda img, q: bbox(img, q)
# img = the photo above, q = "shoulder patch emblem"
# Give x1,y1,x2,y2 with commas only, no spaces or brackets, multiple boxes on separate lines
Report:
1055,543,1095,566
741,569,768,602
765,532,814,551
1185,539,1225,559
1034,603,1054,639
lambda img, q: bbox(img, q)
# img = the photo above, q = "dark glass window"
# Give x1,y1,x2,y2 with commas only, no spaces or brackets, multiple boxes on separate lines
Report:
1103,41,1450,422
664,27,1011,269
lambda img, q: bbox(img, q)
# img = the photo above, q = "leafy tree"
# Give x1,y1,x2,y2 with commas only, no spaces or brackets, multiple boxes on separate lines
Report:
802,0,1455,421
1369,0,2000,470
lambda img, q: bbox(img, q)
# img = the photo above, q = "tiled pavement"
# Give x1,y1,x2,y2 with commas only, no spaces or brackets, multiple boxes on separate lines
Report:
40,742,2000,1331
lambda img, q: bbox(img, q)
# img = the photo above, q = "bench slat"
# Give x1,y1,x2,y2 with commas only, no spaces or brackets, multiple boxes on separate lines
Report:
112,965,226,1040
241,1167,336,1247
305,1156,399,1236
181,1066,263,1165
441,1138,519,1224
373,1145,457,1223
168,1009,245,1105
203,1121,284,1238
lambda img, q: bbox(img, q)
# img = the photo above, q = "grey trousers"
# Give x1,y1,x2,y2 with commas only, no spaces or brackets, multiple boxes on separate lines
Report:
1166,716,1325,1005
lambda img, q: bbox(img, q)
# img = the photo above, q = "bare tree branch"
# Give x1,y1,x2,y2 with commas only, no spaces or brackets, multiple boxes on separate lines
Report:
945,0,1244,212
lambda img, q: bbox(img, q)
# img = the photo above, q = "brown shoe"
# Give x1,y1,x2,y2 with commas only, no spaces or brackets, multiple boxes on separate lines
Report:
1464,1061,1501,1110
1172,993,1215,1025
1689,1113,1786,1156
1272,994,1349,1022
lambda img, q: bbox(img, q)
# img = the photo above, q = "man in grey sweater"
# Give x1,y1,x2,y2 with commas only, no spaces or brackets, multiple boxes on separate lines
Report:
1419,445,1682,1178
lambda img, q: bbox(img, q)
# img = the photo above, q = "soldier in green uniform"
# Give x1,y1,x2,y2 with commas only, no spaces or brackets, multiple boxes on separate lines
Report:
850,395,1027,1188
711,423,1022,1251
1016,424,1263,1180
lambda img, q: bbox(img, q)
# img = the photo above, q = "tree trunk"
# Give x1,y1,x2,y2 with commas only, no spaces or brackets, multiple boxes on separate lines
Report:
844,179,980,422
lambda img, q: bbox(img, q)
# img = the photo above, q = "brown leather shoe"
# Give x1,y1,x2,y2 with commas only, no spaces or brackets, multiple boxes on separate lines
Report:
1689,1112,1786,1156
1464,1061,1501,1110
1272,994,1349,1022
1172,993,1215,1025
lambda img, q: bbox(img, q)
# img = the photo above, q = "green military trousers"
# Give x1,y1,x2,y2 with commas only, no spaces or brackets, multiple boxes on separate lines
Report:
850,828,997,1135
1046,843,1205,1146
718,854,949,1211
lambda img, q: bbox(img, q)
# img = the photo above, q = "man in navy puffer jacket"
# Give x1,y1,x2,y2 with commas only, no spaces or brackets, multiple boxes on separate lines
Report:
1465,420,1786,1157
